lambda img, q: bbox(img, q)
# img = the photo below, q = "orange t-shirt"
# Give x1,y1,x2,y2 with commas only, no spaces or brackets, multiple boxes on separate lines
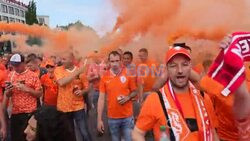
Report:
99,69,137,118
0,67,7,102
200,76,250,141
54,66,84,113
40,74,58,106
7,70,41,114
176,93,196,118
136,92,216,141
137,60,158,92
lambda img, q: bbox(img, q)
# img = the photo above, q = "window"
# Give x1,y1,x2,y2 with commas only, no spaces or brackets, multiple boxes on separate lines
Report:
0,16,1,21
16,19,20,22
9,18,15,22
2,16,9,22
20,10,24,17
1,4,8,13
38,18,45,24
8,6,14,15
21,20,25,23
15,8,19,16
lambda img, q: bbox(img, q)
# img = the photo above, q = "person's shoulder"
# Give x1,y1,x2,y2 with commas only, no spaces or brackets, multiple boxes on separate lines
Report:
26,69,38,77
40,73,49,80
144,92,160,103
54,66,64,73
7,70,14,77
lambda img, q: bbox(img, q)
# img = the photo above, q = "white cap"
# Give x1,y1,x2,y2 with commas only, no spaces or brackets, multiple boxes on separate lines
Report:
10,54,24,64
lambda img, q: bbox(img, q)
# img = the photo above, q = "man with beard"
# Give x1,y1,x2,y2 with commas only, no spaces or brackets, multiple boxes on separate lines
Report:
132,47,218,141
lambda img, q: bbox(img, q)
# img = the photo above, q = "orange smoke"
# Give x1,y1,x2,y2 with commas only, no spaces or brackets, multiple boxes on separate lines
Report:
1,0,250,63
0,22,54,37
97,0,250,63
99,0,181,55
0,22,101,57
167,26,228,45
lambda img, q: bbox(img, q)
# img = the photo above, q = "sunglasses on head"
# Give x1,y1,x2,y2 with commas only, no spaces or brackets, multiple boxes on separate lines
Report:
46,65,55,69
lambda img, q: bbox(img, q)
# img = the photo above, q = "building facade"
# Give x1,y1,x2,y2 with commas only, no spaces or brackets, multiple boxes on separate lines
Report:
0,0,27,23
37,15,49,26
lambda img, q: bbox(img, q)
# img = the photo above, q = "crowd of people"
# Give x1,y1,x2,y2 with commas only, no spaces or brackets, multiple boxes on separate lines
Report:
0,37,249,141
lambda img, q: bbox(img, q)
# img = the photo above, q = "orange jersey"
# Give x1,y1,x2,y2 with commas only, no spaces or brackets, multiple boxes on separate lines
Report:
200,76,250,141
54,66,84,113
0,65,7,102
7,70,41,114
40,74,58,106
99,68,137,118
136,87,217,141
137,60,158,92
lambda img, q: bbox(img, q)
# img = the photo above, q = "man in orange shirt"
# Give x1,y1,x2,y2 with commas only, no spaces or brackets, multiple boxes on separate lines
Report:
133,47,218,141
3,53,42,141
123,51,141,119
40,59,58,107
137,48,159,102
54,53,91,141
97,51,137,141
36,59,61,141
26,54,47,78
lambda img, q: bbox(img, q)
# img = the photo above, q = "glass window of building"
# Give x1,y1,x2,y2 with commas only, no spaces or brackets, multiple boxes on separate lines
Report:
2,16,9,22
9,18,15,22
20,10,24,17
15,8,19,16
8,6,14,15
38,18,45,24
16,19,20,22
1,4,8,13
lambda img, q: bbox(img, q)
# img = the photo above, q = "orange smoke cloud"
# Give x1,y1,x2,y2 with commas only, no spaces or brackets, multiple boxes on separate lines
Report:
100,0,180,55
0,22,101,58
1,0,250,63
98,0,250,63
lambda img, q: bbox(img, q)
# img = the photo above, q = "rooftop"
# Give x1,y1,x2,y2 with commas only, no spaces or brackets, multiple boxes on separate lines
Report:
2,0,28,8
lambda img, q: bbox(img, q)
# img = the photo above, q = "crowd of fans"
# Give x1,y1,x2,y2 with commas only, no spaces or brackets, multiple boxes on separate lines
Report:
0,39,249,141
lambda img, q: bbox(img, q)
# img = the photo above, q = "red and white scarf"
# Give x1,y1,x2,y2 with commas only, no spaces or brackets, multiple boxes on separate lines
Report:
208,32,250,96
160,81,213,141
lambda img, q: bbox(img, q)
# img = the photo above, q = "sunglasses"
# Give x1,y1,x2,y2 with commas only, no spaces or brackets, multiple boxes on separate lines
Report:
46,65,55,69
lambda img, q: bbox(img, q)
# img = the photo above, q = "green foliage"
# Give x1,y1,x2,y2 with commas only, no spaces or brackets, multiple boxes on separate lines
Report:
25,0,38,25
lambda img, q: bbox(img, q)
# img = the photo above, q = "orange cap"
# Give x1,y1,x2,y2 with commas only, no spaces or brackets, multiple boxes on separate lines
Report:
165,47,191,63
45,59,55,67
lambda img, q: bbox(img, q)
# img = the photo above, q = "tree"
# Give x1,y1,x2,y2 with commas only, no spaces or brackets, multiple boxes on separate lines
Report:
25,0,38,25
58,20,95,32
25,0,41,46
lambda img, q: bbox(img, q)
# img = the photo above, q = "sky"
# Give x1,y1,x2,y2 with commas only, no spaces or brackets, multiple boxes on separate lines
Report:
22,0,118,36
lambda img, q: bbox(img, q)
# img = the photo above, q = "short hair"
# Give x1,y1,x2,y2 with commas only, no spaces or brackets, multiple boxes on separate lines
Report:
37,57,43,62
27,53,37,60
108,51,121,61
139,48,148,54
123,51,133,60
26,58,37,64
173,43,192,52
